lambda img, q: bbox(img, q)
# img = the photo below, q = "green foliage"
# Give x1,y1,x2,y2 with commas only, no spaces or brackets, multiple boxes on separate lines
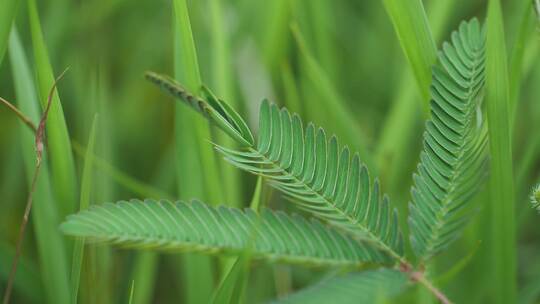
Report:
0,0,18,65
216,100,404,260
485,0,517,302
28,0,78,217
145,72,254,146
408,19,489,261
275,269,408,304
60,199,389,268
382,0,437,112
9,28,71,304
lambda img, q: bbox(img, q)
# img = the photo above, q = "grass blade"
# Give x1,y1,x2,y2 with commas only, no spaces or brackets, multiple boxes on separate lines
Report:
209,0,243,205
8,28,70,304
28,0,78,217
485,0,517,303
292,24,374,170
172,0,219,302
0,0,18,65
382,0,437,114
130,252,158,304
69,115,98,304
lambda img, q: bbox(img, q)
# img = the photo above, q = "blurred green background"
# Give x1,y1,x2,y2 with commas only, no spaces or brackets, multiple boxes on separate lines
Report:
0,0,539,303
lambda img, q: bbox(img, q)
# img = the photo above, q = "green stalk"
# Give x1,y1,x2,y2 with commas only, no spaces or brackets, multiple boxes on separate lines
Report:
130,252,159,304
172,0,220,302
209,0,243,206
69,115,98,304
382,0,437,114
0,0,18,65
28,0,78,218
8,28,70,304
509,0,534,125
485,0,517,303
262,0,291,69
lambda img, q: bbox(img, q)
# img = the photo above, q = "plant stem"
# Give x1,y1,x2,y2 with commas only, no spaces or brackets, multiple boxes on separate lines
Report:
0,97,37,133
2,68,68,304
412,272,452,304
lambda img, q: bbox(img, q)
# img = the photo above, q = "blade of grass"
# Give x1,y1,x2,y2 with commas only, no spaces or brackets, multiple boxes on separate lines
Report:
28,0,78,218
0,242,43,303
382,0,437,114
291,24,374,170
71,142,173,200
211,176,262,304
485,1,517,303
262,0,291,68
130,252,158,304
509,0,534,125
69,115,98,304
7,28,70,304
209,0,243,206
0,0,18,65
280,63,302,115
172,0,219,302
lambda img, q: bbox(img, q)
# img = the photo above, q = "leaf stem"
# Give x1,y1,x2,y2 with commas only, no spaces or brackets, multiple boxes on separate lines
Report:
405,266,452,304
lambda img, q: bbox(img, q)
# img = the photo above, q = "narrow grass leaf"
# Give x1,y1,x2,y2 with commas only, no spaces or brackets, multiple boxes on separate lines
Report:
28,0,78,217
8,28,70,304
382,0,437,113
485,1,517,303
69,115,98,304
172,0,219,302
0,0,18,65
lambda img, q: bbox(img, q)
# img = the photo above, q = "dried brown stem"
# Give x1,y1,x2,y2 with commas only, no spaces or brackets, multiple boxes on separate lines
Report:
0,97,37,133
2,68,69,304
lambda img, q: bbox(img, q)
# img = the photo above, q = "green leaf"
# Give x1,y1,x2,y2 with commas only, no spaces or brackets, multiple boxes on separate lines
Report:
28,0,78,217
485,0,517,302
146,71,254,147
70,115,98,304
0,0,18,65
9,28,71,304
211,253,251,304
170,1,220,302
274,269,408,304
382,0,437,113
60,200,390,268
408,19,489,260
216,101,404,261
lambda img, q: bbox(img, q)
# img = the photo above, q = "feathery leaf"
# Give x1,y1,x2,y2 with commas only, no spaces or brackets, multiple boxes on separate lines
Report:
408,19,489,260
274,268,408,304
216,101,404,260
61,200,390,268
145,71,254,146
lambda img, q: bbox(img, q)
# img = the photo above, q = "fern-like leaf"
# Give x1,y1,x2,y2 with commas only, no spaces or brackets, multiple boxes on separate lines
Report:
145,71,254,146
408,19,489,260
60,199,391,268
215,100,404,260
274,269,408,304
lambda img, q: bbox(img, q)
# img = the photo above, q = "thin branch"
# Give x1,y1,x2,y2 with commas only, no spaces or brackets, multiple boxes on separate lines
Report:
2,68,69,304
410,270,453,304
0,97,37,133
